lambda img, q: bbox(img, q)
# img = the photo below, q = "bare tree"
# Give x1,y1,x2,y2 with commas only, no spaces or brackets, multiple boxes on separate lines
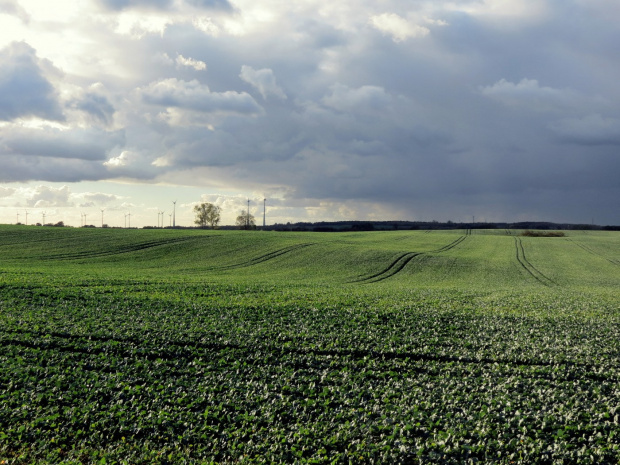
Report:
194,203,222,229
236,211,256,230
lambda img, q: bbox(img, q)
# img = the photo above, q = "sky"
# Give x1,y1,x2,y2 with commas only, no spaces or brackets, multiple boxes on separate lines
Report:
0,0,619,228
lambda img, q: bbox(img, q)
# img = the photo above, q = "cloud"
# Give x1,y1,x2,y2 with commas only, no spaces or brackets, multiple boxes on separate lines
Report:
369,13,430,42
138,78,263,115
98,0,233,11
479,78,582,112
0,126,124,161
22,185,73,208
239,65,286,100
0,0,30,23
0,42,64,121
98,0,173,11
0,1,618,225
184,0,234,11
0,186,15,197
72,191,124,205
322,84,392,113
104,150,133,167
176,54,207,71
550,114,620,146
69,92,116,125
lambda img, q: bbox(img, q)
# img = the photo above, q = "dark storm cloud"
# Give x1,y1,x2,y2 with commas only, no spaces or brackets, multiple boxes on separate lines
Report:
0,42,63,121
1,1,618,224
0,156,111,183
1,127,125,161
549,115,620,146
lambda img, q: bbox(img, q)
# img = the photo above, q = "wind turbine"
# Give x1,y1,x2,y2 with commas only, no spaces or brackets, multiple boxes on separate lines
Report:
127,212,131,228
101,209,105,228
16,212,19,224
25,210,29,226
169,213,172,227
42,211,46,225
172,200,176,228
263,198,266,228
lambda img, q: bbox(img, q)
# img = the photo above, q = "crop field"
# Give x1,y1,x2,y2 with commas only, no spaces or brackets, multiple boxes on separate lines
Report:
0,225,619,464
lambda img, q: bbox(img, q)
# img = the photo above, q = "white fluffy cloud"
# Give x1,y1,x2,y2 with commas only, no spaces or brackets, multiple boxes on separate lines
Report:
0,186,15,197
369,13,429,42
139,78,263,115
176,54,207,70
239,65,286,100
22,185,72,208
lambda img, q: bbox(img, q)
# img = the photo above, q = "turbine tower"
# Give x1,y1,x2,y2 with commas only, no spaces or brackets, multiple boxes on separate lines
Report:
172,201,176,228
101,209,105,228
263,198,266,228
25,210,29,226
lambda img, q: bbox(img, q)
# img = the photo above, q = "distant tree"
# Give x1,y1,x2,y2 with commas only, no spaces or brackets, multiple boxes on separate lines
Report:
236,211,256,230
194,203,221,229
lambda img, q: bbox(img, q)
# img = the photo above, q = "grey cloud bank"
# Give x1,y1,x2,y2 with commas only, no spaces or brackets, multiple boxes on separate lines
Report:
0,0,618,225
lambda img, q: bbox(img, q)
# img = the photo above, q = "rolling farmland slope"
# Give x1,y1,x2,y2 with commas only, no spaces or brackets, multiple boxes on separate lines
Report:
0,226,619,463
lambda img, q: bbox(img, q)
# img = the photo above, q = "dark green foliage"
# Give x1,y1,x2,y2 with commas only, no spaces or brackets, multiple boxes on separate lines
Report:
521,230,565,237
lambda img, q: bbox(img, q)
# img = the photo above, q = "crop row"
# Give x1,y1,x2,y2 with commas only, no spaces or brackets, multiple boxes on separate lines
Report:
2,330,618,463
1,281,620,463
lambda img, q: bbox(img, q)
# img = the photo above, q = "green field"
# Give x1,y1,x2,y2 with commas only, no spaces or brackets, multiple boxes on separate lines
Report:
1,225,619,464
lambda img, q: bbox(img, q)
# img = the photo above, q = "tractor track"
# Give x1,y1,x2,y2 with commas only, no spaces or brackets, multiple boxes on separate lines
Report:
566,239,619,266
514,237,555,286
39,237,198,261
350,252,423,283
352,234,469,283
431,232,469,253
211,243,315,270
